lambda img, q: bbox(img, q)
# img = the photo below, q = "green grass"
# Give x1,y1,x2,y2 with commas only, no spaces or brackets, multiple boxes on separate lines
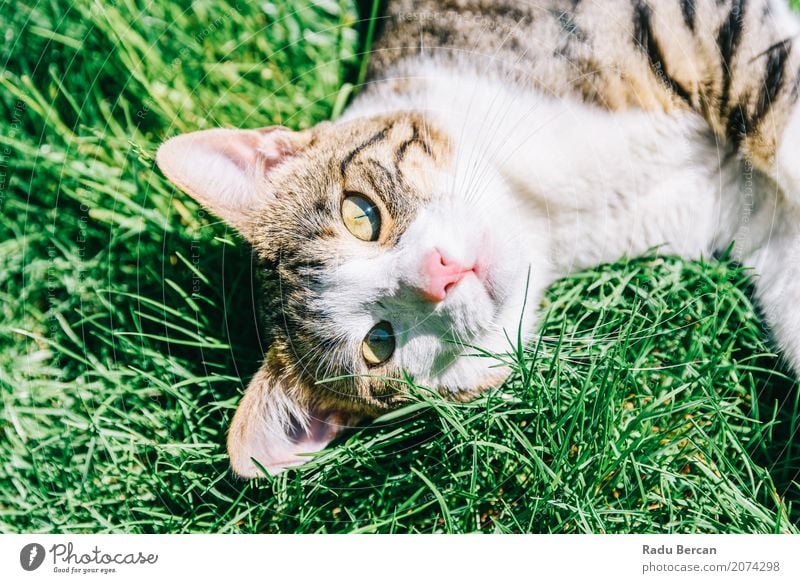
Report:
1,0,799,533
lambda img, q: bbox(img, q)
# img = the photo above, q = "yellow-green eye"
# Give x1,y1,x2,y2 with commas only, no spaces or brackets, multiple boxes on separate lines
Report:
342,193,381,241
362,321,395,366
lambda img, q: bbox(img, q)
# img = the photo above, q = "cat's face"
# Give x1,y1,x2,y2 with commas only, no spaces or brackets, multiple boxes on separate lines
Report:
157,113,546,477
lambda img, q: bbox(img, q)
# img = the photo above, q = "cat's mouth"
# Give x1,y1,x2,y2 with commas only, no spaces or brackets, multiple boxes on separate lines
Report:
436,232,535,349
438,234,496,300
470,244,496,301
437,271,502,341
459,235,506,308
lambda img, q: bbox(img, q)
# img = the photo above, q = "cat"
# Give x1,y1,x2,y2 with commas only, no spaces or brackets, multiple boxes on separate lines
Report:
156,0,800,478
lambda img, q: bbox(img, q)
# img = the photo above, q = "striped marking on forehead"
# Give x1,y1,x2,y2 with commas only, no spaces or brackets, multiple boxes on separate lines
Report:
395,122,433,164
340,125,394,177
339,119,436,180
336,119,440,238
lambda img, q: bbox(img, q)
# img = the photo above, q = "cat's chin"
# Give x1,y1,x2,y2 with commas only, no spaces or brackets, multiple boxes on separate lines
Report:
422,338,518,393
429,366,513,405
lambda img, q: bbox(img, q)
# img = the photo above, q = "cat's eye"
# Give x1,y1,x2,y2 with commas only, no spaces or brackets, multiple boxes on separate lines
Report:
362,321,395,366
342,193,381,241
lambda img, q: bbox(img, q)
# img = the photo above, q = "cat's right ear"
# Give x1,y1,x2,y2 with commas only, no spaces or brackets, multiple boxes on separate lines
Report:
156,127,310,237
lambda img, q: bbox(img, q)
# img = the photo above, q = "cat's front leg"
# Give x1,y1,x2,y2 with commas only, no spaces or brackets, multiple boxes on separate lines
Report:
749,219,800,375
777,103,800,203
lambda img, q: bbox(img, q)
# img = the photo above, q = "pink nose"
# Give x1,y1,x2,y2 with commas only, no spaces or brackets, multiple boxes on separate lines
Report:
418,250,471,302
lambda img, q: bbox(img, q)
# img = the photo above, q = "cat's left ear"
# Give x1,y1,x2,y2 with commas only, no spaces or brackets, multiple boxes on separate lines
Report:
156,126,312,237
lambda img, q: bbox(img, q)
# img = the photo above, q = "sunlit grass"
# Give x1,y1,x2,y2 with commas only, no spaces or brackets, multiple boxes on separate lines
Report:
1,0,798,533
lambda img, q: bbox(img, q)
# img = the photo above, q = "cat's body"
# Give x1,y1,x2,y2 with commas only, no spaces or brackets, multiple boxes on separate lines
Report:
157,0,800,477
354,0,798,269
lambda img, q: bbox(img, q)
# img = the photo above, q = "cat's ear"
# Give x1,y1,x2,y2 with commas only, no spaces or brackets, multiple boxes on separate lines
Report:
156,127,310,237
227,357,358,477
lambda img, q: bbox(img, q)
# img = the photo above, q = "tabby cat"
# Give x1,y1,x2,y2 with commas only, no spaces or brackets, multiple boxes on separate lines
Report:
157,0,800,477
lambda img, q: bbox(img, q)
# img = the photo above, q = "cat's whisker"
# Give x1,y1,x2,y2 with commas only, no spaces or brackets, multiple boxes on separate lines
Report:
154,0,800,479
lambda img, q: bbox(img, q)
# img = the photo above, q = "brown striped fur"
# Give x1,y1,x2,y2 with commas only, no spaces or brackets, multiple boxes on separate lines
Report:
368,0,800,169
247,113,454,417
158,0,800,476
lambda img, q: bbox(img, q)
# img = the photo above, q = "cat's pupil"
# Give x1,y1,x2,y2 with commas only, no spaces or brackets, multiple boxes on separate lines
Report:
342,193,381,241
362,321,395,365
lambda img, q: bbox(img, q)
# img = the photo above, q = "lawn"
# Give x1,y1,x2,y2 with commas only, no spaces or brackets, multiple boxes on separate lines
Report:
1,0,799,533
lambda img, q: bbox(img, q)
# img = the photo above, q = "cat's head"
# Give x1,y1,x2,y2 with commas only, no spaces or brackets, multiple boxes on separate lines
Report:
157,112,547,477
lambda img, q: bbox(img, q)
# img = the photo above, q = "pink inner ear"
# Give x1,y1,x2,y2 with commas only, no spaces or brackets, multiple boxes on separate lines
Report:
156,125,307,238
245,410,360,477
216,128,294,172
287,411,348,451
221,136,262,171
255,127,296,164
227,364,362,478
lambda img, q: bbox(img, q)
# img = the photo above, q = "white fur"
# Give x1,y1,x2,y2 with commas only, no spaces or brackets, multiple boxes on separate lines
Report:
340,57,800,381
162,51,800,476
319,165,548,391
777,102,800,204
